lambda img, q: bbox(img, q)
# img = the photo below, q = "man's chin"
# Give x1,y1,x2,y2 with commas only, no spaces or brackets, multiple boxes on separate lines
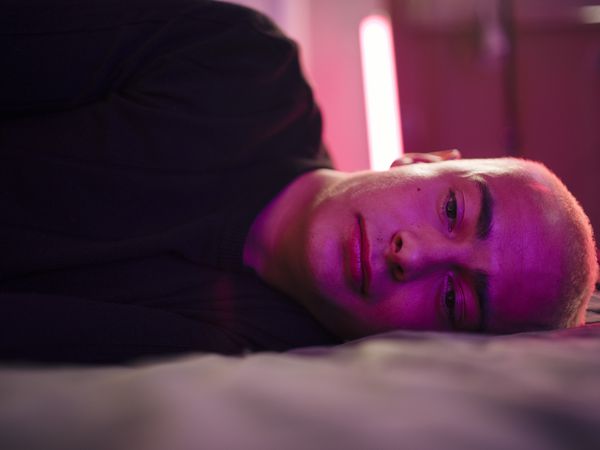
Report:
303,288,384,340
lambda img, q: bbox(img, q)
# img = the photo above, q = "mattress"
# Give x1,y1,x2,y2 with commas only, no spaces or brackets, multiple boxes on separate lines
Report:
1,292,599,450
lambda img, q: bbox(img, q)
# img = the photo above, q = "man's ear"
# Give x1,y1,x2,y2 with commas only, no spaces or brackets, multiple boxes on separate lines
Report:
389,149,461,168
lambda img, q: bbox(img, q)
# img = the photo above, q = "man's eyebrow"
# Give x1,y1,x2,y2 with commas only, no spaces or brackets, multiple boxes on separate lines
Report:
473,270,490,331
474,177,494,240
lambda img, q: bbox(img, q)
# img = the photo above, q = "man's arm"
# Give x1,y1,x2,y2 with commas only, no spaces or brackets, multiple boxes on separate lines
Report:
0,293,244,364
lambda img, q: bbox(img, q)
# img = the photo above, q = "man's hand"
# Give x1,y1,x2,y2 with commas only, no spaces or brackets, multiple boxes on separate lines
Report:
390,149,461,168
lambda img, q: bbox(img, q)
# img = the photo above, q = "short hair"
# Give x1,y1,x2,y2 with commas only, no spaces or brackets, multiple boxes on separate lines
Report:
520,159,598,328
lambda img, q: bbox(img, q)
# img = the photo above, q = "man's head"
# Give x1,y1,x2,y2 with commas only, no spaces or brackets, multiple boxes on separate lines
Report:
285,157,597,338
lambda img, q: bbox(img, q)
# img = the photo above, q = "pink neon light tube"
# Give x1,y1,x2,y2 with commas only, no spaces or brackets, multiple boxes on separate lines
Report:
359,14,404,170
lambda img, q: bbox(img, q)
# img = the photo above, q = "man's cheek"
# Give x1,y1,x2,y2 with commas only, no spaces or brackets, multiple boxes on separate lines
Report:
373,279,442,330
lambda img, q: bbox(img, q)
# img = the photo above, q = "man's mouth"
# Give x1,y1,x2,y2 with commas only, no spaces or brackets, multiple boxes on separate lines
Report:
348,214,372,297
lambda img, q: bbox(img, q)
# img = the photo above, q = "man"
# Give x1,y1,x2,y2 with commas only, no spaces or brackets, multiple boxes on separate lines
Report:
244,153,598,339
1,0,597,363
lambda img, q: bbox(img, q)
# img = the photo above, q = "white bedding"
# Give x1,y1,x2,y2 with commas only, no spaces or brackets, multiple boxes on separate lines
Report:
1,292,600,450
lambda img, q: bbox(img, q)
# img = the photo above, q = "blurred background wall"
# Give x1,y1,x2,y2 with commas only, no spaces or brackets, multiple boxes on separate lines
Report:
228,0,600,241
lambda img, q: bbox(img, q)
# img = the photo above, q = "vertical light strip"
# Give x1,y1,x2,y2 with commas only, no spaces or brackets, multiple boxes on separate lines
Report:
359,14,404,170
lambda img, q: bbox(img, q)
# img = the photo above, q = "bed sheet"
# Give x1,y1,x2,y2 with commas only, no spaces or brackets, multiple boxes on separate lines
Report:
1,292,599,450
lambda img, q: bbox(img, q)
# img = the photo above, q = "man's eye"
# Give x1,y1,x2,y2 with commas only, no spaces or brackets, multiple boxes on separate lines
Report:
444,276,457,325
443,275,466,329
444,190,458,231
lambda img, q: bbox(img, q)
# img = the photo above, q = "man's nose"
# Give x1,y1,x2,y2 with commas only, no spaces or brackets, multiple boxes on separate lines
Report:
385,229,465,281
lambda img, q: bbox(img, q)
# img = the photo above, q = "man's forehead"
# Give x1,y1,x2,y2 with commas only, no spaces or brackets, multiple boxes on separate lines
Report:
486,266,564,333
481,168,565,332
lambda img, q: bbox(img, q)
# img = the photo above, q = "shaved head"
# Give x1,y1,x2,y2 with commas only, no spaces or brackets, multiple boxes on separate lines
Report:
522,159,598,328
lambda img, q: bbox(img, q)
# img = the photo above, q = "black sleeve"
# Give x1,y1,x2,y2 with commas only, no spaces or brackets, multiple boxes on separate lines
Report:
0,293,245,365
1,0,327,172
0,0,330,363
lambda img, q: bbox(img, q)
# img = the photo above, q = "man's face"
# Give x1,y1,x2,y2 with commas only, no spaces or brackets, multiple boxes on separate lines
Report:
296,158,567,337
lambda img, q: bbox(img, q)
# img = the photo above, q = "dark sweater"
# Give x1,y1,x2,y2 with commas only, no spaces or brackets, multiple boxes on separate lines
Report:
0,0,339,364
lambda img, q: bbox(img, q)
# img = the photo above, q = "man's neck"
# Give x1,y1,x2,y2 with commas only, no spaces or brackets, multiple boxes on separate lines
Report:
243,168,343,291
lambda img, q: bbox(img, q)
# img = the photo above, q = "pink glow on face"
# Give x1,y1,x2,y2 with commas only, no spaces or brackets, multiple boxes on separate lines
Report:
301,159,568,337
359,14,404,171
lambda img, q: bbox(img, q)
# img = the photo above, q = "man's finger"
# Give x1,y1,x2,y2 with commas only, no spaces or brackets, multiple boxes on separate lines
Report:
389,149,461,168
431,149,461,160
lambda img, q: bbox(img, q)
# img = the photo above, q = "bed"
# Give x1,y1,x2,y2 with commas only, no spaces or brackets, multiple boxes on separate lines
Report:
1,291,599,450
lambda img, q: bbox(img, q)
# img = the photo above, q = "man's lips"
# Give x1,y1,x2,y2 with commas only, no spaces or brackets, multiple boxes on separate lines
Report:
348,214,372,297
